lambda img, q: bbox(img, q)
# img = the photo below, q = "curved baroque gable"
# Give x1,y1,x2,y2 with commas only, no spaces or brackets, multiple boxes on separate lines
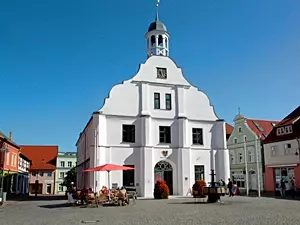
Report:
98,56,218,120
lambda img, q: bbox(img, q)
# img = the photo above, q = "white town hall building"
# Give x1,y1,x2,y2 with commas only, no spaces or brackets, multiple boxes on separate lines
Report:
76,4,230,197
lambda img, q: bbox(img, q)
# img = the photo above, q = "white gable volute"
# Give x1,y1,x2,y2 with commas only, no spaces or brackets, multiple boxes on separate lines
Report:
98,55,218,121
131,56,190,86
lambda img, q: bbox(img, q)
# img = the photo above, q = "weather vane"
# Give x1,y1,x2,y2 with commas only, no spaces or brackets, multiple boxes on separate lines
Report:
156,0,160,20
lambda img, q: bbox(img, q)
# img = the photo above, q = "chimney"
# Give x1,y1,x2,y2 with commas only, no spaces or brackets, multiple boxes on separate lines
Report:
9,132,12,141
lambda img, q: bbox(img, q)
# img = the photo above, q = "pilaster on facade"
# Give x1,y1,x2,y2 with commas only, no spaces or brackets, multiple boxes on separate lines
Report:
140,115,152,147
140,83,150,116
175,86,187,118
141,147,154,197
177,148,191,195
177,117,188,148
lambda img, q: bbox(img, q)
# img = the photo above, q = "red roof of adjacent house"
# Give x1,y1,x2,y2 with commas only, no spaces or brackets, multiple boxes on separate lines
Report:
226,123,234,135
246,119,279,140
263,106,300,144
20,145,58,171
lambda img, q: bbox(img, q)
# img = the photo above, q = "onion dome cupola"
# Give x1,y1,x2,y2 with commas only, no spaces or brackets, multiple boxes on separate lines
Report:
145,0,170,58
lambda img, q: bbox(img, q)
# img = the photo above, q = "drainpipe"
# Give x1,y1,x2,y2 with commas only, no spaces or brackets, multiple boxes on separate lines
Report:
82,132,87,188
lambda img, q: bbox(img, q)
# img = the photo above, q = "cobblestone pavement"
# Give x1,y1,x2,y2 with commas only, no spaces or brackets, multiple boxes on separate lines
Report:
1,196,300,225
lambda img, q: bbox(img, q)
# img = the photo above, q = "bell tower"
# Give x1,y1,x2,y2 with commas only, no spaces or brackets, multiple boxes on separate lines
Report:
145,0,170,58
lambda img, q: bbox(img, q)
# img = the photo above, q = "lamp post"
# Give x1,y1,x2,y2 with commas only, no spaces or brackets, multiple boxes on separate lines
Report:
0,142,9,204
295,138,300,159
255,136,261,197
243,139,249,196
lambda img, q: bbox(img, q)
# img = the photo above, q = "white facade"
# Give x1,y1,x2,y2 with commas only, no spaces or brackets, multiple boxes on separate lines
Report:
55,152,77,194
227,115,264,191
76,12,230,197
18,156,30,173
264,139,300,167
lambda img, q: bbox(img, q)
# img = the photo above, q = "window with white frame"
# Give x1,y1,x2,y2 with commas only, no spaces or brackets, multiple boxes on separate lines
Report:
58,185,63,192
60,172,65,178
238,127,242,133
6,153,9,165
271,146,276,156
248,150,254,162
284,143,291,155
234,138,237,144
230,153,236,164
244,136,247,142
239,152,243,163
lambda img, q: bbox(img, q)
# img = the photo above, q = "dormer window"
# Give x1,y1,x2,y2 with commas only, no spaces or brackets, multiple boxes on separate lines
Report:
271,146,276,156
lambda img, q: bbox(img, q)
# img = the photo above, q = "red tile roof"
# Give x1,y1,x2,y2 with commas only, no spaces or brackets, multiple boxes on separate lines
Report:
20,145,58,171
246,119,279,140
226,123,234,135
263,106,300,144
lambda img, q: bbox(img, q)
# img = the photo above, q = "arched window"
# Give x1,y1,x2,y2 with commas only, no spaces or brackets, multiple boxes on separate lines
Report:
158,35,163,47
151,35,156,47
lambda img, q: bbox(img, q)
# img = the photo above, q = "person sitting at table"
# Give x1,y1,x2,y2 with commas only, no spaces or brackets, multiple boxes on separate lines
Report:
80,187,88,205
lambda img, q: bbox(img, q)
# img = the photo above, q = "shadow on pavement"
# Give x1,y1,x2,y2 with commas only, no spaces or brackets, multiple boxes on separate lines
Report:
7,195,67,202
167,201,208,205
39,203,72,209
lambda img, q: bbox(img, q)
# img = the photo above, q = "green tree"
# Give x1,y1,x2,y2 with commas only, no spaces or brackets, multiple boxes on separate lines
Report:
61,167,76,187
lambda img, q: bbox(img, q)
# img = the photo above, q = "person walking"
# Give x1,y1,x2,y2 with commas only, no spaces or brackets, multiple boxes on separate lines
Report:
290,178,296,198
280,178,286,197
227,178,233,197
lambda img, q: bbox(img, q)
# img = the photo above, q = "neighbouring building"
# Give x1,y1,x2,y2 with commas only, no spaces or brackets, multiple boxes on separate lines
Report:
21,146,58,195
76,4,230,197
263,106,300,194
17,152,31,196
55,152,77,194
228,114,278,192
0,132,20,196
226,124,234,140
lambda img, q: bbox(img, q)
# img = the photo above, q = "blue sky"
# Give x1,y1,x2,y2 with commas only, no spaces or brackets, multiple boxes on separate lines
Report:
0,0,299,152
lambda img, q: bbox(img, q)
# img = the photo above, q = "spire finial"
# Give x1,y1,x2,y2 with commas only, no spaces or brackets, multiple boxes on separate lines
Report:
156,0,160,21
238,106,241,115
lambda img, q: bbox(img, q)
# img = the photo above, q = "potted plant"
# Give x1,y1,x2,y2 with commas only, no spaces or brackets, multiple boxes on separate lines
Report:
154,180,170,199
192,180,207,198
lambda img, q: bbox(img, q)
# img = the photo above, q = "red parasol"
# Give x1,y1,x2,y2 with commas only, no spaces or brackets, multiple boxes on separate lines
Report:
81,164,135,189
82,164,135,172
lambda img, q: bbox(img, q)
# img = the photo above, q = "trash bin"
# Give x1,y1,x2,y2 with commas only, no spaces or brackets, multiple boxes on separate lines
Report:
2,192,7,202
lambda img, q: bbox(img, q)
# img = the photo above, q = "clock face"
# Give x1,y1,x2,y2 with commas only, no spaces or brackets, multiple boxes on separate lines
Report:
157,67,167,79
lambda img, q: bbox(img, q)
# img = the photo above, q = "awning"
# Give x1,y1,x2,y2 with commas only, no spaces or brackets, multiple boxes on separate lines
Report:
267,164,298,168
0,170,18,177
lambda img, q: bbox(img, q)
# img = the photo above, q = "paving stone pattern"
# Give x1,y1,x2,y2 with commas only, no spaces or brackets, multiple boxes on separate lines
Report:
0,196,299,225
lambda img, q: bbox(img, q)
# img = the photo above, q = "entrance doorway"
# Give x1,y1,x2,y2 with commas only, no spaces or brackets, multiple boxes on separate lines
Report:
250,171,257,190
154,161,173,195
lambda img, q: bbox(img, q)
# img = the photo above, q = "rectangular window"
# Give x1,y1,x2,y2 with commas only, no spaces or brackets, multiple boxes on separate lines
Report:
47,172,52,177
192,128,203,145
122,125,135,143
159,126,171,143
39,172,44,177
248,151,254,162
46,184,51,194
58,185,63,192
6,153,10,165
32,171,36,176
239,153,243,163
68,161,72,167
60,161,65,167
165,94,172,110
154,93,160,109
123,165,135,187
60,172,65,178
194,165,205,182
